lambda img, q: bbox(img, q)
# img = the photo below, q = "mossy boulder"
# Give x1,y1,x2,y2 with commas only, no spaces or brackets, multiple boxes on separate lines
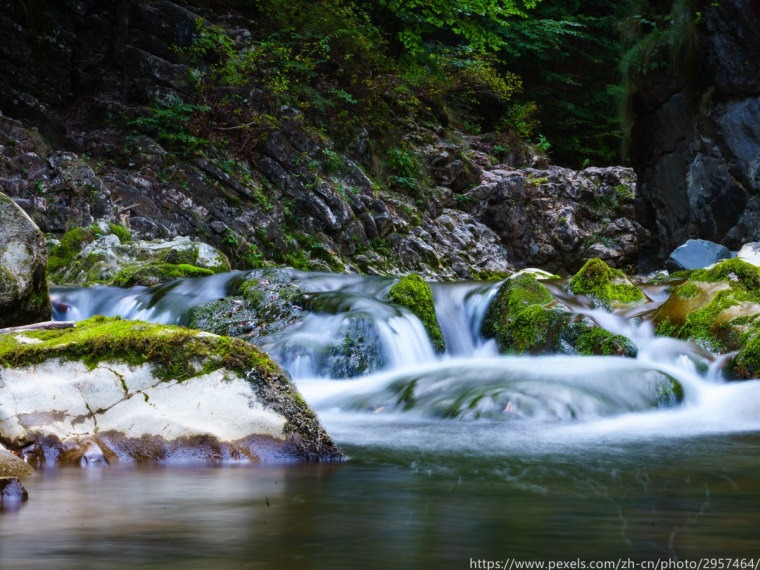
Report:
385,274,446,354
482,273,637,357
48,230,231,286
188,268,305,342
566,323,637,357
729,325,760,379
568,258,645,309
0,316,342,465
0,192,50,327
481,274,568,354
654,258,760,352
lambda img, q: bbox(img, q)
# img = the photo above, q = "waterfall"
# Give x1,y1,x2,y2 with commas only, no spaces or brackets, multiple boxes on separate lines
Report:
51,270,760,444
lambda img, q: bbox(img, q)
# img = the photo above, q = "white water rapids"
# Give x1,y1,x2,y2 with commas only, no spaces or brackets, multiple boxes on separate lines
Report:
51,270,760,455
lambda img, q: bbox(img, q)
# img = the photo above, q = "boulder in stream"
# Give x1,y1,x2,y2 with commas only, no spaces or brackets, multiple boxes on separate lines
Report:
481,272,636,357
0,316,342,465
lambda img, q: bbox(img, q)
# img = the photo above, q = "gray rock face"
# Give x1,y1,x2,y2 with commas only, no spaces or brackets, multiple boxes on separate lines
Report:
665,239,732,272
629,0,760,270
0,192,50,327
461,165,646,274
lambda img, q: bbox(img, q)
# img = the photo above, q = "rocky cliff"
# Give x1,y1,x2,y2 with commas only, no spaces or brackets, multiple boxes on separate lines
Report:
627,0,760,270
0,0,646,278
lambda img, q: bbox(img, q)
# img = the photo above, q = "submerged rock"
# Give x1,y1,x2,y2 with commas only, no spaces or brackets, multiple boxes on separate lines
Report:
0,448,33,479
188,268,305,342
0,316,342,465
0,477,29,503
0,191,50,327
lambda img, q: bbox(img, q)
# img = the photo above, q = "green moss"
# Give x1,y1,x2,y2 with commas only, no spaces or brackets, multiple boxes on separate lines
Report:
676,282,699,299
0,316,277,380
482,274,565,354
160,245,199,266
656,377,685,406
574,326,637,357
108,223,132,244
690,258,760,289
505,305,571,354
654,259,760,351
47,227,95,274
386,274,445,354
110,263,214,287
730,326,760,379
568,258,644,309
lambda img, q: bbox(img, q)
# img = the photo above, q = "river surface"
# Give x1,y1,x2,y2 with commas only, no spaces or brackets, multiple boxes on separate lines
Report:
4,271,760,567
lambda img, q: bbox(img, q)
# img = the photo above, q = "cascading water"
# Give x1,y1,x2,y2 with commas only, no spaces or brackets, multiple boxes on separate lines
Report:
12,270,760,564
51,270,760,454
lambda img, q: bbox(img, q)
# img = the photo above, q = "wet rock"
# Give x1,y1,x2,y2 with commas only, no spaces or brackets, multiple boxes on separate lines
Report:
568,258,645,310
0,316,342,465
0,478,29,503
482,272,637,357
666,239,732,272
0,191,50,327
654,258,760,353
0,448,33,479
188,268,305,343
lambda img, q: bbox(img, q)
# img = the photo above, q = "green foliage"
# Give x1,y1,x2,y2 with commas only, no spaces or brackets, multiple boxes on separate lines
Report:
386,274,446,354
128,94,210,153
362,0,539,56
497,0,627,166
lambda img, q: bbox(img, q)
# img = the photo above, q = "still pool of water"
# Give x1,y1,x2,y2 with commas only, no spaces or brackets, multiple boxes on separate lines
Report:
3,432,760,569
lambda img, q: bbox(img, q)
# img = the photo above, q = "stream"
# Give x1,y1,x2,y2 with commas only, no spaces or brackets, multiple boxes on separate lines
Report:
3,270,760,567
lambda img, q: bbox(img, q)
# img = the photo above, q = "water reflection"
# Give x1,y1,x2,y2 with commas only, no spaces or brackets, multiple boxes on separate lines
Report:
3,434,760,568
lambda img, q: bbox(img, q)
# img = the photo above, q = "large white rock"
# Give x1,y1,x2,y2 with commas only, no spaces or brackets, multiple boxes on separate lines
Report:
0,319,342,465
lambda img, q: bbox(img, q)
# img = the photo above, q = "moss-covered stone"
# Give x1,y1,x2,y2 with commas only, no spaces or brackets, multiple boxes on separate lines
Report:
504,304,572,354
108,223,132,244
386,274,446,354
572,325,637,357
0,316,342,462
47,227,96,275
482,273,637,357
482,274,570,354
110,263,214,287
653,258,760,352
568,258,644,309
188,268,305,341
729,324,760,379
0,315,273,379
